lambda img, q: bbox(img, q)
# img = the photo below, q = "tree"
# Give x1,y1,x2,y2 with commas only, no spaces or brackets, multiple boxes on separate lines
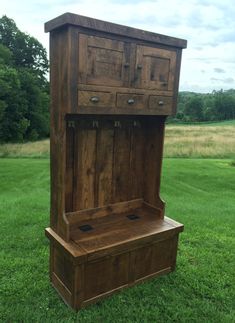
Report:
213,90,235,120
0,16,49,142
0,65,29,141
0,15,48,81
184,95,204,121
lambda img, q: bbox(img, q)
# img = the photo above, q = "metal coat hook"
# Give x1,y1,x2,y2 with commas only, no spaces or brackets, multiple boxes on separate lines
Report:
68,120,75,128
133,120,141,127
114,121,121,128
92,120,99,128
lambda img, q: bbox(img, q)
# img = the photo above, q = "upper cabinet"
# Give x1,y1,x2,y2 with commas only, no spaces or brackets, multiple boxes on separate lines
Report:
78,35,131,88
134,45,176,91
45,13,187,115
78,34,177,93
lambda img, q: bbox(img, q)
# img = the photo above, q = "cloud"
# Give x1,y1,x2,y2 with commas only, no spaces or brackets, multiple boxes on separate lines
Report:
3,0,235,92
211,77,235,84
223,77,235,84
218,31,235,44
214,68,225,73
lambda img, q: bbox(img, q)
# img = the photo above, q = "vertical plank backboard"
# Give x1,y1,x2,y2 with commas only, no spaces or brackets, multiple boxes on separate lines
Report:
144,117,165,212
96,124,114,207
130,123,144,199
73,122,97,210
112,125,131,203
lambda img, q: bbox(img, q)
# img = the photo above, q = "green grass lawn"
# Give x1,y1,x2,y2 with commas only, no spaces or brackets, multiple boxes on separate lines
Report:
0,158,234,322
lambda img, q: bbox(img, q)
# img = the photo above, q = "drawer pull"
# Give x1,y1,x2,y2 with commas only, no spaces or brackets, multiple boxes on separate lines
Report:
127,99,135,105
124,63,130,68
158,100,164,106
90,96,99,103
137,64,142,69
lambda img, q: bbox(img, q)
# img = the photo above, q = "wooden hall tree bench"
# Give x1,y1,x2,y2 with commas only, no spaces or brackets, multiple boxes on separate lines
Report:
44,12,187,310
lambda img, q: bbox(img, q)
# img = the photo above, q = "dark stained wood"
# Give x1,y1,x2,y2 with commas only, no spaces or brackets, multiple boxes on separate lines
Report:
45,13,187,49
144,117,166,215
172,49,183,114
129,123,144,199
78,90,115,109
116,93,146,110
46,13,186,310
112,125,131,203
95,125,114,207
78,34,130,88
73,123,97,210
130,238,173,281
135,45,177,91
67,199,143,227
149,95,173,113
84,253,129,300
65,122,75,212
70,211,183,260
76,84,175,115
49,27,70,240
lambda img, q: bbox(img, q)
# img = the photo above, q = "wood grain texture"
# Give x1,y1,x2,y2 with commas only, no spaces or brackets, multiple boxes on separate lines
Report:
129,123,144,199
46,13,185,310
112,125,131,203
78,90,115,109
95,125,114,206
65,123,75,212
45,13,187,49
135,45,177,91
73,123,97,210
67,199,143,226
143,117,166,215
50,27,70,240
70,211,183,259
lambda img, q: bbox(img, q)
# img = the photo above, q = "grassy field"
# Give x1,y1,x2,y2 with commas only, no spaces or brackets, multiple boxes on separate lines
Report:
165,120,235,158
0,158,234,322
0,120,235,159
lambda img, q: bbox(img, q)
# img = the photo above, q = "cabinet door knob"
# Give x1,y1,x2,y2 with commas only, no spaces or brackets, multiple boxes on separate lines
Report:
137,64,142,69
158,100,164,106
124,63,130,68
127,98,135,105
90,96,99,103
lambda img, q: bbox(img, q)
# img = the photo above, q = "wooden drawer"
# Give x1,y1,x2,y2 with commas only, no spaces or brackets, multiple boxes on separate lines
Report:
78,90,115,108
117,93,145,110
149,96,173,114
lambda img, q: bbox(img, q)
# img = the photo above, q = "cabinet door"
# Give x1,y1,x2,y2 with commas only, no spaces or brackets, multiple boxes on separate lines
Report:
78,34,131,87
135,45,177,91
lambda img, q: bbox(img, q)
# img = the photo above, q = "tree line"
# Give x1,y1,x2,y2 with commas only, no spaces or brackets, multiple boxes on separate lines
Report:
174,89,235,122
0,15,49,142
1,16,235,143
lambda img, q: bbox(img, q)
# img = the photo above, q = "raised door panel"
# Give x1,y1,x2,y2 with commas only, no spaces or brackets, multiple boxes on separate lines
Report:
130,239,173,281
78,34,131,87
135,45,177,91
84,253,129,300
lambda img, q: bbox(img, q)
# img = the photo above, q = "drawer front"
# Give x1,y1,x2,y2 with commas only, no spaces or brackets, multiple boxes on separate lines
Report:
78,90,115,108
117,93,145,110
149,95,173,114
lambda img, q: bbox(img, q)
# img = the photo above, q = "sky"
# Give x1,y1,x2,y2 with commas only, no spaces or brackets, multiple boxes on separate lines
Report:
1,0,235,93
